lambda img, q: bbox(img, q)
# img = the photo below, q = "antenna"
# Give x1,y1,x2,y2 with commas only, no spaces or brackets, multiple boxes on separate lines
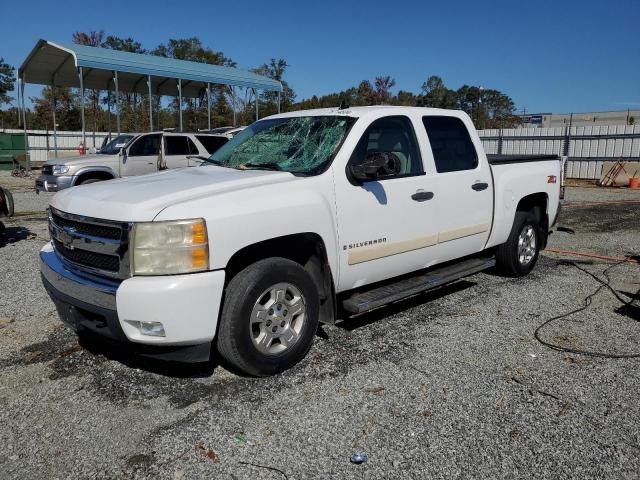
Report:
338,99,350,110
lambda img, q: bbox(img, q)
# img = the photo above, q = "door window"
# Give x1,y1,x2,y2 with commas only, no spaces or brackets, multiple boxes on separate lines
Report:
421,116,478,173
165,136,191,155
129,134,161,156
349,116,423,178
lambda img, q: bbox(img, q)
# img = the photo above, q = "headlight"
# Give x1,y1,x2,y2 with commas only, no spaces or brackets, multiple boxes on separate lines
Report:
52,165,70,175
131,218,209,275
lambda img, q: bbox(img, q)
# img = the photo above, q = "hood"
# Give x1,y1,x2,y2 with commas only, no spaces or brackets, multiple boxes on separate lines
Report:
50,166,295,222
45,153,117,166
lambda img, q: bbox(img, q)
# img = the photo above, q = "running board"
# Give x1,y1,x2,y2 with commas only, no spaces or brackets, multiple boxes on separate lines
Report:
342,256,496,314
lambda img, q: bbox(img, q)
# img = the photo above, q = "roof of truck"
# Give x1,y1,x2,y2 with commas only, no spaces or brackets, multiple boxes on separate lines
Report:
269,105,467,119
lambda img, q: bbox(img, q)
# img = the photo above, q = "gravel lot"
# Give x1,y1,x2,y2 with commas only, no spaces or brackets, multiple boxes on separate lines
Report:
0,173,639,479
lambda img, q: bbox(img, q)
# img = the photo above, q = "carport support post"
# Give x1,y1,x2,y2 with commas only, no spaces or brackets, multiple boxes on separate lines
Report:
20,76,29,169
207,82,211,131
79,67,86,149
178,79,183,132
232,87,236,127
51,83,58,158
277,90,281,114
147,75,153,132
114,71,120,135
255,88,259,121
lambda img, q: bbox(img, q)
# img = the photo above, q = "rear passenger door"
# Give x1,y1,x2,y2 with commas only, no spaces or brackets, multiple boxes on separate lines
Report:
163,135,199,169
123,134,160,176
421,115,492,261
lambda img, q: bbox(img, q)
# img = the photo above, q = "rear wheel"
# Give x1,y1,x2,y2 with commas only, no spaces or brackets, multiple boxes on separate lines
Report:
216,258,319,376
496,209,541,276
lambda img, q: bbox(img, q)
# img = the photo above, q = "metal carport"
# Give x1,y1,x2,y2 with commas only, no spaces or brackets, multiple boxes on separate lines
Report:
18,39,283,162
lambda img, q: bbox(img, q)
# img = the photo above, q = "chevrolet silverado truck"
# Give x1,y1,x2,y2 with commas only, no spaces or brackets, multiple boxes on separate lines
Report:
35,131,229,192
40,106,562,376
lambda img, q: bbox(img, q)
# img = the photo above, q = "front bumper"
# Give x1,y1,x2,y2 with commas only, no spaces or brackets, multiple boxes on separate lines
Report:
35,174,74,193
39,243,225,362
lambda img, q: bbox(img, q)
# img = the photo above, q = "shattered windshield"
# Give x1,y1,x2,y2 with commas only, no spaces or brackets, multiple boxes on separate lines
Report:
99,134,135,155
204,116,356,175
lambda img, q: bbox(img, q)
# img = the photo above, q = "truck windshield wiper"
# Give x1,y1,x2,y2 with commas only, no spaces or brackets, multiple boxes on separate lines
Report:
239,162,283,171
192,156,224,166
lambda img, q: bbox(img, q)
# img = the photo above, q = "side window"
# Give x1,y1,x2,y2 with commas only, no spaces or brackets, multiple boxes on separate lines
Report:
129,134,161,156
422,116,478,173
195,135,229,154
165,136,190,155
349,116,423,177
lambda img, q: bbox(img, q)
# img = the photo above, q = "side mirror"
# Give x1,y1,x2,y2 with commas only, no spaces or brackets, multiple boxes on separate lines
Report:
349,152,401,181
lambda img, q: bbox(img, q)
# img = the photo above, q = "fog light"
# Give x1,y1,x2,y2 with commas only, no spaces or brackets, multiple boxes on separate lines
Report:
128,321,166,337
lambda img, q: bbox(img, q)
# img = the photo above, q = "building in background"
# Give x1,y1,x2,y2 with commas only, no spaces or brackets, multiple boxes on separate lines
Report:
521,110,639,127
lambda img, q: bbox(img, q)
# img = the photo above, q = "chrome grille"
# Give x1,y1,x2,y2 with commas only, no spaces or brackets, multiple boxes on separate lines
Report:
48,207,131,280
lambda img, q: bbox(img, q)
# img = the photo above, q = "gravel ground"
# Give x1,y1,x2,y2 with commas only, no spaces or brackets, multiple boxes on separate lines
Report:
0,181,639,479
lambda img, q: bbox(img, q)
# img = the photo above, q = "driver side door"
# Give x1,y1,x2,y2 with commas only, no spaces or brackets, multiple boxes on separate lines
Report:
333,115,441,291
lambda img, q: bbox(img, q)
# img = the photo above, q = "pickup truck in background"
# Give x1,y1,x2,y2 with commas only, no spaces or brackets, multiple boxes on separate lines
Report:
35,131,230,192
39,106,562,376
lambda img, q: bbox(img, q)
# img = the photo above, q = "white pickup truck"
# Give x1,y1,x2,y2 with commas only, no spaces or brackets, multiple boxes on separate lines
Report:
40,106,562,376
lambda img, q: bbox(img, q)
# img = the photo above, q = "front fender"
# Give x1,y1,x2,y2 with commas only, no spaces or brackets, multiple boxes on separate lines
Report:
71,166,118,185
154,174,340,284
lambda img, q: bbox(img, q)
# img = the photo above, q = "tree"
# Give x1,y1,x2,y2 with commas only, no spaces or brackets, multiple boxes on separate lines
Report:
420,75,457,109
373,76,395,104
103,36,145,53
253,58,296,117
0,58,15,106
72,30,105,47
31,86,81,131
357,80,374,105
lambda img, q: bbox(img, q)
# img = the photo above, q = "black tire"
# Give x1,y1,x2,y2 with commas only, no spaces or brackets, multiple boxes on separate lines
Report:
3,188,14,217
216,257,320,377
496,209,541,277
78,178,102,185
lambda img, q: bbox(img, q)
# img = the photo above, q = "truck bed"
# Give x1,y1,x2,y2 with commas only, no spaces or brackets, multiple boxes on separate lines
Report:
487,154,559,165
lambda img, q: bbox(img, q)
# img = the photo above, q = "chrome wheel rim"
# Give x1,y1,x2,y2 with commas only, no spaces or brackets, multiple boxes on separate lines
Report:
517,224,537,265
250,282,306,355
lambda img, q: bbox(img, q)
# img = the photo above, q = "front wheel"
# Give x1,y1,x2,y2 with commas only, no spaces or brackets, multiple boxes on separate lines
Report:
496,210,541,276
216,258,320,377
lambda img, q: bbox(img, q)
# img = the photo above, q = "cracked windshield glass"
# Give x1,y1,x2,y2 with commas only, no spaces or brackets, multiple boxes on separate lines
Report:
204,116,356,174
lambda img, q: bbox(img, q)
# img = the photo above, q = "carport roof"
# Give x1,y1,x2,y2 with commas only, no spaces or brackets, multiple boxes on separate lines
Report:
19,39,283,97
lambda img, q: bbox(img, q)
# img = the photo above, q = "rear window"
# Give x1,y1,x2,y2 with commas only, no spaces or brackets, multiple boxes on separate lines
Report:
196,135,229,154
422,116,478,173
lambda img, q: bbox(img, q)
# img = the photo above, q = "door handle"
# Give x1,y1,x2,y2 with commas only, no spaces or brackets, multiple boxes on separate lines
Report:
472,182,489,191
411,190,434,202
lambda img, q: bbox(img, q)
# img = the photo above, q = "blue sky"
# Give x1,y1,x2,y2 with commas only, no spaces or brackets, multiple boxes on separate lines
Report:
1,0,638,113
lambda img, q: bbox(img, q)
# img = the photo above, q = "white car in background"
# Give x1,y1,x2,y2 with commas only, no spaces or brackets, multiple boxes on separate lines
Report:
35,131,229,192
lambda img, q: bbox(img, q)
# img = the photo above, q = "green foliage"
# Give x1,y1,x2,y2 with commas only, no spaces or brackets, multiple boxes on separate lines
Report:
291,74,520,129
0,57,15,106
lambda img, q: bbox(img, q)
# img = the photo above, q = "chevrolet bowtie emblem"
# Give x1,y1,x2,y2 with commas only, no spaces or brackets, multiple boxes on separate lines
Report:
60,228,75,250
